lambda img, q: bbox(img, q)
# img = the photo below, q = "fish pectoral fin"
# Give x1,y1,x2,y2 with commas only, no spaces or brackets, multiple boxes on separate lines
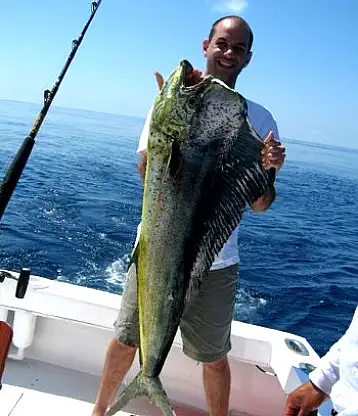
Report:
163,139,183,183
169,140,183,178
107,372,177,416
186,120,276,294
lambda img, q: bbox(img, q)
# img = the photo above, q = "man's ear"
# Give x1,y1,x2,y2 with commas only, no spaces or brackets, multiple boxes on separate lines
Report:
242,51,253,68
202,39,210,57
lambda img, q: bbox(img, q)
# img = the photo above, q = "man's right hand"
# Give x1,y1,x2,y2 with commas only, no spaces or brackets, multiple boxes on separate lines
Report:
154,69,203,90
283,381,327,416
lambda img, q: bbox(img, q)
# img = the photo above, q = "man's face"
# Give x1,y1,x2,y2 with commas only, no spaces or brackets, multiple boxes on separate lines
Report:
203,18,252,88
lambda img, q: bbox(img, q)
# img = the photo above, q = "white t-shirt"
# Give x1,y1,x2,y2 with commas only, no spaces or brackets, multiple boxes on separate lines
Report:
309,306,358,415
136,98,279,270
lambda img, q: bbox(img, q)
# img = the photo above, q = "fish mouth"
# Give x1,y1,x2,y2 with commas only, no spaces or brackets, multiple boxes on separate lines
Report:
179,59,209,89
179,60,194,87
151,60,211,136
180,60,193,77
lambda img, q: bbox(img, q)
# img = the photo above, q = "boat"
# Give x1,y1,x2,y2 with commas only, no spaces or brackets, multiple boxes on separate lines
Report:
0,268,334,415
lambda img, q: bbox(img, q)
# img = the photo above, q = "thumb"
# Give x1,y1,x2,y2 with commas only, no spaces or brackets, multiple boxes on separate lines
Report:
154,72,164,90
264,130,274,144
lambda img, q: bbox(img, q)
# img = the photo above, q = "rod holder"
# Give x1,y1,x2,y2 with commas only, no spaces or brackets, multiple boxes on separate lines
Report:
15,268,30,299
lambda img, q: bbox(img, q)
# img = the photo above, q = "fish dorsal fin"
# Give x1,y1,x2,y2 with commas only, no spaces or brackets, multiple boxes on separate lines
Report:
185,118,275,295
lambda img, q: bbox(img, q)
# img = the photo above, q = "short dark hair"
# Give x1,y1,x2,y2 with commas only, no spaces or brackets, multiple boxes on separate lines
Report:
208,15,254,51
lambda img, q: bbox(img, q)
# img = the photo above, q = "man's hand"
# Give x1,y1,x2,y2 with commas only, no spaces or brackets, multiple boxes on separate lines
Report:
154,69,203,90
261,131,286,171
251,132,284,211
154,72,165,89
283,381,328,416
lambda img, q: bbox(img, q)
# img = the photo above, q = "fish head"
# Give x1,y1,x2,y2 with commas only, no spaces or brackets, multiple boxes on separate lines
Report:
151,60,213,146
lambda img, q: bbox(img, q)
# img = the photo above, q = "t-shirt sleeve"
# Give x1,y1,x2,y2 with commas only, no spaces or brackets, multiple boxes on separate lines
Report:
137,106,154,154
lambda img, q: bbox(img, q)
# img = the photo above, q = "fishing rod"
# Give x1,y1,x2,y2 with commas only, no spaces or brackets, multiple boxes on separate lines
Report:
0,0,103,222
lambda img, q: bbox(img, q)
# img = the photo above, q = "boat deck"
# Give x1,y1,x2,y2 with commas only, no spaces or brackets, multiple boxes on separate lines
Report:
2,357,97,415
2,357,256,415
4,357,98,404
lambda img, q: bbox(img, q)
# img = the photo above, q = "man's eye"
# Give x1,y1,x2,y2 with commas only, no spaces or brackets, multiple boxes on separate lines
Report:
233,46,245,53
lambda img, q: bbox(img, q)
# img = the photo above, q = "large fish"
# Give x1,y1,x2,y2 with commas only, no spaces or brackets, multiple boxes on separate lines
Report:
107,60,276,416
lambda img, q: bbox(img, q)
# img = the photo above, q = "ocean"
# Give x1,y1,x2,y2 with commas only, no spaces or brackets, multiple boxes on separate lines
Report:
0,98,357,357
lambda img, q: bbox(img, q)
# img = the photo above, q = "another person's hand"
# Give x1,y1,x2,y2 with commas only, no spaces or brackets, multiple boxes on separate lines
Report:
261,131,286,171
283,381,328,416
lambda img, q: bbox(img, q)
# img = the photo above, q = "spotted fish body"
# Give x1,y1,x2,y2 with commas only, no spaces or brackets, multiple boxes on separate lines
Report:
107,60,276,416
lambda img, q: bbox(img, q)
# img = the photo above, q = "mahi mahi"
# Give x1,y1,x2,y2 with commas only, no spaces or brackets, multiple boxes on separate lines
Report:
107,60,276,416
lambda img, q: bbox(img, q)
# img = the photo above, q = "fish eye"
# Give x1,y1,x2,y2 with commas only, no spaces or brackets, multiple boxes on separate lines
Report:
188,98,196,106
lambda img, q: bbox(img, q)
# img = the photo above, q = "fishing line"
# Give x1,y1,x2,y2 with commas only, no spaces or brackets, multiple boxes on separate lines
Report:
0,0,103,222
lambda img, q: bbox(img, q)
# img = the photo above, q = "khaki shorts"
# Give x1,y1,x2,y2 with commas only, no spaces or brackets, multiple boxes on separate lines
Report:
113,262,238,363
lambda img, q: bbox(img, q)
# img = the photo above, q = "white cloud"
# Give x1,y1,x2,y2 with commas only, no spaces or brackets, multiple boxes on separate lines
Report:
213,0,248,13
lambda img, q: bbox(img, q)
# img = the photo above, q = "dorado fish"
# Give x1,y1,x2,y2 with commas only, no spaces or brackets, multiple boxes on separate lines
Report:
107,60,276,416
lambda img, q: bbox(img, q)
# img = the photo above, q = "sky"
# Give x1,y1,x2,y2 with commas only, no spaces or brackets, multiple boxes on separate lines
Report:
1,0,358,148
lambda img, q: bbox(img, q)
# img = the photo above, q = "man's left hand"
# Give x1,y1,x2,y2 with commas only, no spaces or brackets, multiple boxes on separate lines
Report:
261,131,286,171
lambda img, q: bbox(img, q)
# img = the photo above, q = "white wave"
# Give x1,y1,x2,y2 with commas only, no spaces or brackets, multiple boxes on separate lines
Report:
234,288,268,322
105,253,131,288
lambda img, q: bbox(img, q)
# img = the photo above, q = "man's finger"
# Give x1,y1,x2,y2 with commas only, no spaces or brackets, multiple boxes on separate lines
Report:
262,145,285,160
266,150,284,158
154,72,164,90
282,405,298,416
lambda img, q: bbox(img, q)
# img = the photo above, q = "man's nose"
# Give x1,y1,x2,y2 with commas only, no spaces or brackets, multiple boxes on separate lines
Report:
224,47,234,58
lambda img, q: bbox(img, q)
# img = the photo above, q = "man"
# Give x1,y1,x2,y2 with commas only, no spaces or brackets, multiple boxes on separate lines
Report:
284,306,358,416
92,15,286,416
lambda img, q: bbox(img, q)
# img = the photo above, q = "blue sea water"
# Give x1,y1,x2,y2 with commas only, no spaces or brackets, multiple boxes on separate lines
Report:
0,98,357,357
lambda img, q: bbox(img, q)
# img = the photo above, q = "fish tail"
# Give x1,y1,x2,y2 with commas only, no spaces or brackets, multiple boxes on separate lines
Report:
107,371,177,416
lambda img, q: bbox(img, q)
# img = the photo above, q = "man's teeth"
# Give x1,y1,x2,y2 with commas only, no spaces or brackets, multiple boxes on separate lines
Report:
219,60,234,68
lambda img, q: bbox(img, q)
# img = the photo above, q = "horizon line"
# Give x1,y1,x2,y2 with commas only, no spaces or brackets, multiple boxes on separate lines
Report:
1,98,357,153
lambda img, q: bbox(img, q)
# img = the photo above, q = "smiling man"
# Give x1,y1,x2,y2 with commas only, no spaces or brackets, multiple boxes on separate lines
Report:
92,15,286,416
204,16,253,91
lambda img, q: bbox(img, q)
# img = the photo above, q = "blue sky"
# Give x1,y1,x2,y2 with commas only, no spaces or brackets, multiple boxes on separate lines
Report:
1,0,357,147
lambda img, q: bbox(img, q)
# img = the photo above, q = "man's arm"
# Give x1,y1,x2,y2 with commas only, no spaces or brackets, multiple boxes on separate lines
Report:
284,307,358,415
138,151,147,182
309,307,357,395
308,338,344,395
136,105,153,182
